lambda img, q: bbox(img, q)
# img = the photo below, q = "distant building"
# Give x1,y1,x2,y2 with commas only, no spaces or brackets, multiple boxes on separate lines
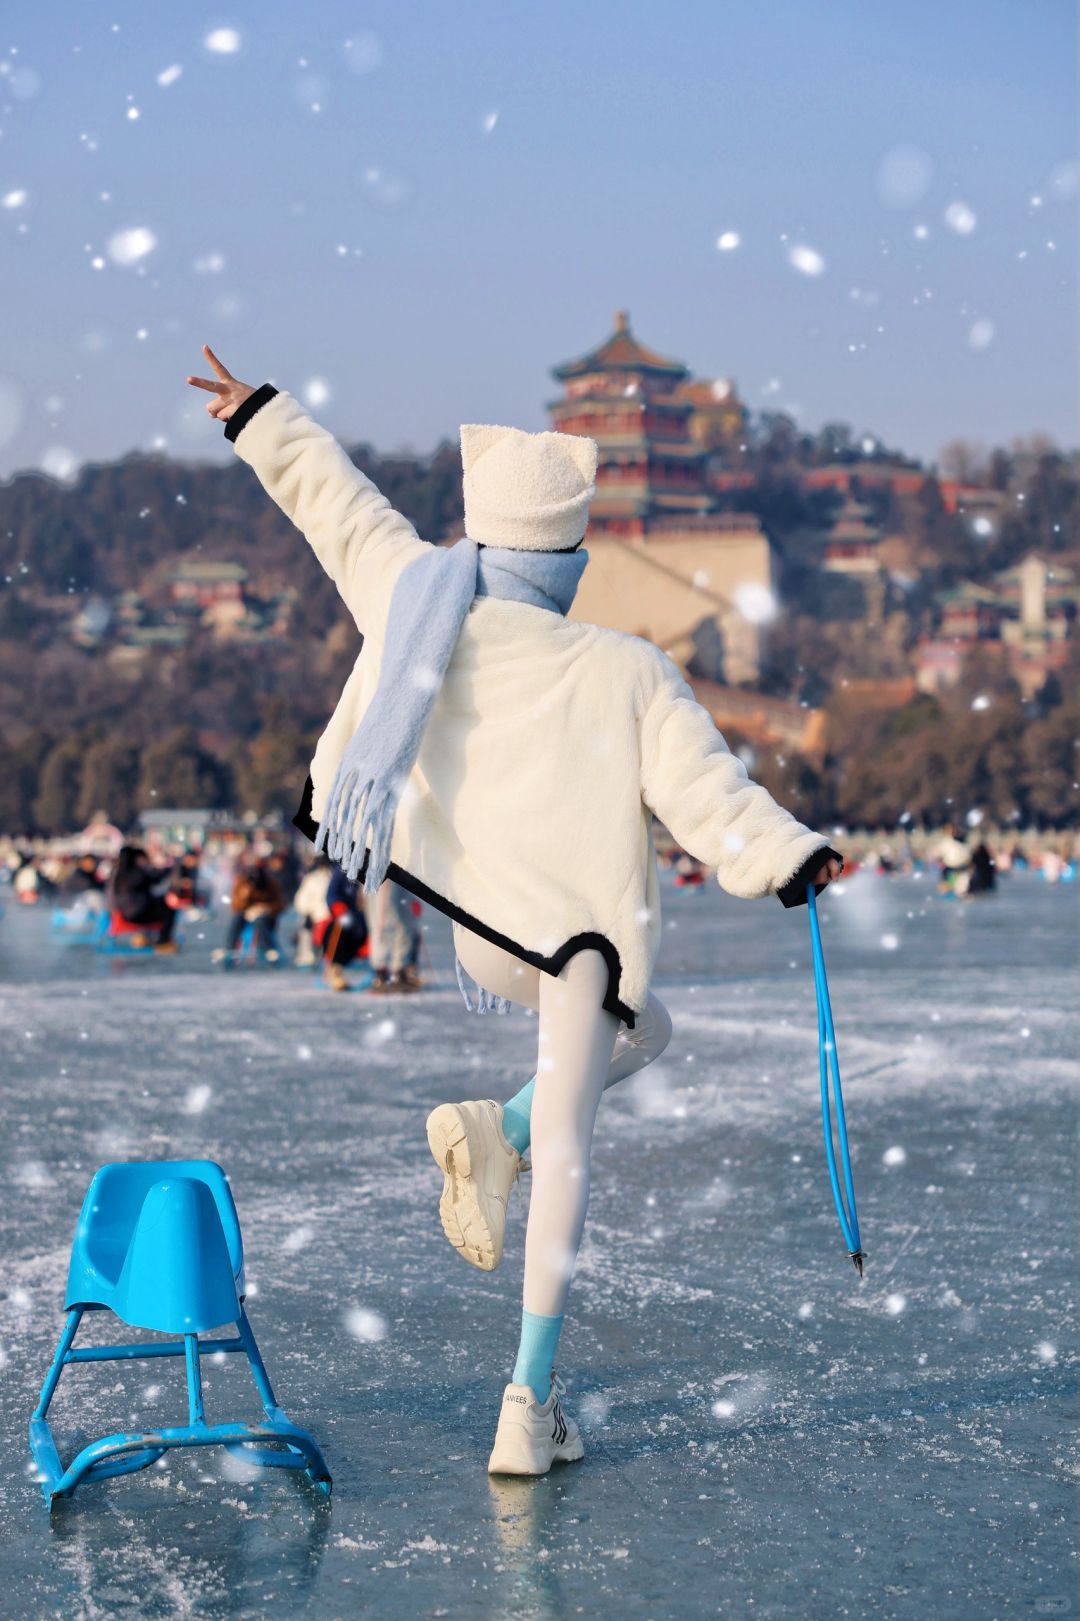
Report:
915,555,1077,697
801,462,928,501
673,377,750,457
549,312,772,685
169,559,248,609
823,493,884,574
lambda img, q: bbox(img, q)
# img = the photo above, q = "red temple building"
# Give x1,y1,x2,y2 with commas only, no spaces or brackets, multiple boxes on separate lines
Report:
823,493,884,573
550,310,737,537
548,312,773,685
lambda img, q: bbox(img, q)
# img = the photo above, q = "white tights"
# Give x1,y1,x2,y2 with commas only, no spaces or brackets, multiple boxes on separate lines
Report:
452,922,673,1318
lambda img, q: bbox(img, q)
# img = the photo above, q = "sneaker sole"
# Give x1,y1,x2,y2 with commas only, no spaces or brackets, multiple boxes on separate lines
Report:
487,1433,585,1476
425,1103,503,1272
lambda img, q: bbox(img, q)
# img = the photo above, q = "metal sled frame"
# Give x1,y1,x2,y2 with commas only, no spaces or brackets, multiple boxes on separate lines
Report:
29,1303,332,1509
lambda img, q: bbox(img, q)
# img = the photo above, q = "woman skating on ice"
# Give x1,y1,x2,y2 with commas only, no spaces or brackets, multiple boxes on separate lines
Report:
187,344,842,1477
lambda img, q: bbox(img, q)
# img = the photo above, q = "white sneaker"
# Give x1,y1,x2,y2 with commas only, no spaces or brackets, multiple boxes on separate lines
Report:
487,1377,584,1476
425,1098,523,1271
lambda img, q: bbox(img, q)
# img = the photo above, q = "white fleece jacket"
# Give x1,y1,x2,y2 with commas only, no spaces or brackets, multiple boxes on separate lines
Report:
227,387,831,1025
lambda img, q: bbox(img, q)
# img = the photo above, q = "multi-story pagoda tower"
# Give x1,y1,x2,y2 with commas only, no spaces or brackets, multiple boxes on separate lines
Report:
549,311,715,536
549,312,775,686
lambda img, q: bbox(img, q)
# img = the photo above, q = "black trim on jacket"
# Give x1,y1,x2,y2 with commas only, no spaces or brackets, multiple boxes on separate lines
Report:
776,846,843,909
292,775,638,1028
224,382,279,443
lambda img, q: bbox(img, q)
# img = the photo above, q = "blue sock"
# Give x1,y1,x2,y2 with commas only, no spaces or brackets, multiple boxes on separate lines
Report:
512,1309,563,1403
501,1076,535,1155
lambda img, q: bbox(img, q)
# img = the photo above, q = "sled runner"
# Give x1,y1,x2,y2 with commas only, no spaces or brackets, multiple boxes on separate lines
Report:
29,1159,332,1508
95,911,182,955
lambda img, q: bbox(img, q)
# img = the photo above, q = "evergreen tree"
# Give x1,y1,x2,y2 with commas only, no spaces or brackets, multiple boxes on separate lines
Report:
33,736,84,834
77,736,140,829
137,726,231,811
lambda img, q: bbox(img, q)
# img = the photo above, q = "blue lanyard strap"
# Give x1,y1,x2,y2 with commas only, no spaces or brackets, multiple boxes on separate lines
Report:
806,886,864,1274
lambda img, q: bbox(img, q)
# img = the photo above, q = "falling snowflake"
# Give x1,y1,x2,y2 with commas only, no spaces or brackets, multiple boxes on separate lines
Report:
711,1399,736,1419
884,1293,907,1315
204,27,242,55
193,251,225,274
482,111,498,135
734,582,779,624
41,446,78,483
302,378,331,408
716,230,741,252
968,318,995,350
157,64,183,87
880,933,899,951
107,226,157,266
944,201,976,235
183,1083,212,1115
788,243,826,276
365,1018,396,1047
2,188,27,208
345,1307,388,1343
971,694,991,711
283,1225,314,1254
883,1145,907,1166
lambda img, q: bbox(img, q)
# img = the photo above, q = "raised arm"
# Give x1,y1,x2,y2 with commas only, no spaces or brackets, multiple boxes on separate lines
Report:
186,346,428,635
638,650,839,904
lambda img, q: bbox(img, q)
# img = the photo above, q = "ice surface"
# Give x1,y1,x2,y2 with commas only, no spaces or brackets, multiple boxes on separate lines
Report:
0,872,1075,1615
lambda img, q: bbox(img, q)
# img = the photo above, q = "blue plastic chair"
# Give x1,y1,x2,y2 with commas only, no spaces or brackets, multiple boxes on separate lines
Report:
29,1160,331,1508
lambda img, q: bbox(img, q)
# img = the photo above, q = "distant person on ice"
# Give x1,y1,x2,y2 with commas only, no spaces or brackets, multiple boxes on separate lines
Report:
109,845,178,951
188,345,841,1477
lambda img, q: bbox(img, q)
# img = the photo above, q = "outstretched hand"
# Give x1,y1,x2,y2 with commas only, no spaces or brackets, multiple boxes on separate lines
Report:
185,344,256,422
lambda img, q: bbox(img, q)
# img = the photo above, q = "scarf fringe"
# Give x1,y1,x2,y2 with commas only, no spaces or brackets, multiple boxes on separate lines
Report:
454,949,512,1016
315,770,400,895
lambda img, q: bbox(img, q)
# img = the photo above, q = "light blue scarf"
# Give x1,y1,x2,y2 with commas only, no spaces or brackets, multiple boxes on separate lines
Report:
314,535,589,1014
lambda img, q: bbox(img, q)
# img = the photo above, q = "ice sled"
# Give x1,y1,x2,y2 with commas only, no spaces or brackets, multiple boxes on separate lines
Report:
95,911,181,955
50,902,108,941
29,1159,331,1508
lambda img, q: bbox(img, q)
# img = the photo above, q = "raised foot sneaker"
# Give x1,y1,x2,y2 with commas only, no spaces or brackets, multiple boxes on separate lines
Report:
487,1377,583,1476
425,1098,522,1271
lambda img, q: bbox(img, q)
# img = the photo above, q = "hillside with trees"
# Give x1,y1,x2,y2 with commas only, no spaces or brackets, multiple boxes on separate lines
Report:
1,413,1076,837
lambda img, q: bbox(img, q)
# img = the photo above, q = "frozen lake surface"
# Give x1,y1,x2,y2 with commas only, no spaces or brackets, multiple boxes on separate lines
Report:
0,870,1076,1618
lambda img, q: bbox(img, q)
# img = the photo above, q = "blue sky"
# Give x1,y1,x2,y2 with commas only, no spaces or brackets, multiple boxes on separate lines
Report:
0,0,1075,482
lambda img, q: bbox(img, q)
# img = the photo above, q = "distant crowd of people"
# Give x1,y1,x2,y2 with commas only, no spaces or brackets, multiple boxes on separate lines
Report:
3,821,1076,978
2,833,426,991
653,824,1080,898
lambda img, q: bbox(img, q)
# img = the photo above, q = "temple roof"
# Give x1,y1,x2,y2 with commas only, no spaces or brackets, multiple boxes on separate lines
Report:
552,310,690,381
827,492,881,543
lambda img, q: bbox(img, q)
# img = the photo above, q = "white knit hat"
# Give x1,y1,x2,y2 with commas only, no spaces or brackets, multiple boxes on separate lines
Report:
460,423,598,552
